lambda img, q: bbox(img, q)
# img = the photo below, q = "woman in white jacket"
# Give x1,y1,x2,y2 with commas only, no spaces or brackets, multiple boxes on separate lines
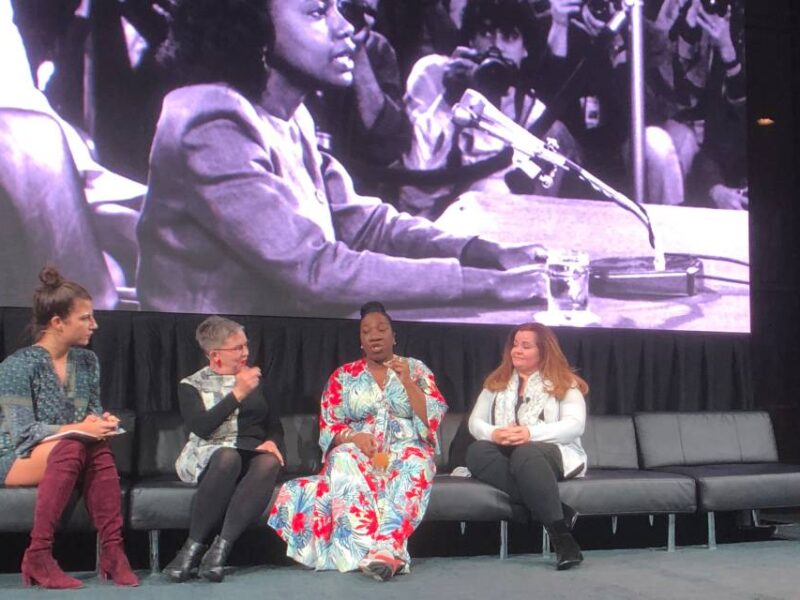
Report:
467,322,588,570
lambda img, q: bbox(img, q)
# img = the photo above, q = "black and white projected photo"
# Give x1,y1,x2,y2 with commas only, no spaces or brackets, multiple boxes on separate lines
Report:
0,0,749,332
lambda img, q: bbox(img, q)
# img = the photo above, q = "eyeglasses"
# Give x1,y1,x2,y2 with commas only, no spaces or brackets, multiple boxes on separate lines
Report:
214,344,248,354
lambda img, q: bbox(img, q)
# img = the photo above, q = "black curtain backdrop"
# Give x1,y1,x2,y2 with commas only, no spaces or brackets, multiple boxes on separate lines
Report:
1,0,799,465
0,306,753,468
0,308,752,417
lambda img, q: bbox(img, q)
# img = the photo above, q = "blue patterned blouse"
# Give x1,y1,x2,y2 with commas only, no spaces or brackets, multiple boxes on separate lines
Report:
0,346,102,482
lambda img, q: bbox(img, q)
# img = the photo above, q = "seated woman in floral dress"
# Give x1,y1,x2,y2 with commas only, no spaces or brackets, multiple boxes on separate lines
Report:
269,301,447,581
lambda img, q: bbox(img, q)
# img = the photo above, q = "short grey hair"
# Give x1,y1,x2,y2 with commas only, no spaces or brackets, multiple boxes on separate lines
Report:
195,316,244,354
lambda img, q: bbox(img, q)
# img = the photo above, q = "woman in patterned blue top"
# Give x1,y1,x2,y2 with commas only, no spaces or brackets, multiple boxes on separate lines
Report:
0,266,137,589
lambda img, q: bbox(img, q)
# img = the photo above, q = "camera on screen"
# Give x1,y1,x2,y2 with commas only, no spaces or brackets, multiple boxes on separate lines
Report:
584,0,623,22
530,0,623,22
471,47,520,102
700,0,731,17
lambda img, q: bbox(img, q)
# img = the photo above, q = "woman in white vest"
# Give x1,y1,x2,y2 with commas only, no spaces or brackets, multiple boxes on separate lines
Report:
162,316,284,583
467,322,588,570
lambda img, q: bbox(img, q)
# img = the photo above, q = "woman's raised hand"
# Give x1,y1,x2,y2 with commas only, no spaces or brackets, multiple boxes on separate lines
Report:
232,366,262,402
385,356,412,385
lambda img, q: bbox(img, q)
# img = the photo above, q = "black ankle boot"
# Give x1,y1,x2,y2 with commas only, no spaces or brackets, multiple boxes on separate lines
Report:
198,536,233,582
162,538,207,582
546,521,583,571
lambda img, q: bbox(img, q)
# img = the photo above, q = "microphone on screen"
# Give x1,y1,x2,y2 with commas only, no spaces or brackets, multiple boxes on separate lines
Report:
448,89,715,301
451,89,567,170
451,89,659,253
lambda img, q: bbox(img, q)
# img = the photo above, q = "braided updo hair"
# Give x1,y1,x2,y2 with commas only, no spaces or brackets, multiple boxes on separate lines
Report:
32,266,91,341
359,300,393,328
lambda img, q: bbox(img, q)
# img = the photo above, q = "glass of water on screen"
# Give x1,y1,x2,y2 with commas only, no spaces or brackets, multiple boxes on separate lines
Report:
535,249,598,326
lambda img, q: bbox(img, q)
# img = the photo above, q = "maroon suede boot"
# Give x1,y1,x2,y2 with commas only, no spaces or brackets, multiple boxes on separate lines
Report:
21,439,87,589
83,442,139,586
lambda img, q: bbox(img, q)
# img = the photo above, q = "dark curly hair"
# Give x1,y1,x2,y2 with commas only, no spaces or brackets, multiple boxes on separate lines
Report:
158,0,275,100
460,0,537,52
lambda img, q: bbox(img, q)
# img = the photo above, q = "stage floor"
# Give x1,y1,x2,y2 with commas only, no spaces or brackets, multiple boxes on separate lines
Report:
2,531,798,600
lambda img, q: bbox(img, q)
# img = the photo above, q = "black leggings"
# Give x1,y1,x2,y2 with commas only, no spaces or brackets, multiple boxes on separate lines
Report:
190,448,280,544
466,440,565,525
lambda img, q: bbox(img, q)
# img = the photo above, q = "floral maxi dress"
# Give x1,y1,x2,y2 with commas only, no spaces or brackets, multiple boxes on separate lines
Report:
268,357,447,572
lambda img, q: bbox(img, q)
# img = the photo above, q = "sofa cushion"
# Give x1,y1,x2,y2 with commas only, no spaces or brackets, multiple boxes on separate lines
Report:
108,410,137,478
583,415,639,469
0,482,130,532
136,412,187,479
129,480,276,531
425,475,514,522
129,480,197,531
558,469,696,516
437,412,463,471
281,414,321,476
634,411,779,469
655,463,800,512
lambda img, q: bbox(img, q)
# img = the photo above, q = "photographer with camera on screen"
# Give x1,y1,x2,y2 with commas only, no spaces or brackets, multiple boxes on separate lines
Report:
654,0,747,209
526,0,691,206
400,0,581,218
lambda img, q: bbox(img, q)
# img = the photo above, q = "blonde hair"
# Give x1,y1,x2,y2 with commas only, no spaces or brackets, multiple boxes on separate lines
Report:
483,323,588,399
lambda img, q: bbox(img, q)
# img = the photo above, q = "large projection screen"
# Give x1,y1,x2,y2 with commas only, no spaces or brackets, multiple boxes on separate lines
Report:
0,0,749,332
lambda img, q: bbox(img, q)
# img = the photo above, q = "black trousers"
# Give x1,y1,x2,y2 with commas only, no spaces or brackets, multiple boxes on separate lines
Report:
190,447,281,544
466,440,565,525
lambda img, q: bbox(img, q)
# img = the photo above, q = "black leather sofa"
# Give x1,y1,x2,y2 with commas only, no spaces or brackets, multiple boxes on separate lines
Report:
2,410,797,574
634,411,800,548
553,415,697,554
127,412,699,572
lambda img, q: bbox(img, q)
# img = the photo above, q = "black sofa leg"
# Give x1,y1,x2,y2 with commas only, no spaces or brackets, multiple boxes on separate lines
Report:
667,514,676,552
149,530,161,575
707,512,717,550
499,520,508,559
541,525,550,558
751,509,761,526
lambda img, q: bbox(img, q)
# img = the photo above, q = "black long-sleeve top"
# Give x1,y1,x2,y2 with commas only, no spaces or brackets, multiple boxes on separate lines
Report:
178,382,285,456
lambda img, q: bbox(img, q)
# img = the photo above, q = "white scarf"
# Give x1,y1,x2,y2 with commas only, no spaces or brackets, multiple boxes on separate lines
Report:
492,370,554,428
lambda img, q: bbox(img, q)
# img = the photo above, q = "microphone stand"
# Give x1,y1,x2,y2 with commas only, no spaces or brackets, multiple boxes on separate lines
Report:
629,0,646,205
529,3,631,138
527,0,647,208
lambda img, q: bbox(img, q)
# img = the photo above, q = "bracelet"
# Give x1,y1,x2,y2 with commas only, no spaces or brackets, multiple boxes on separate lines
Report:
339,429,354,444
